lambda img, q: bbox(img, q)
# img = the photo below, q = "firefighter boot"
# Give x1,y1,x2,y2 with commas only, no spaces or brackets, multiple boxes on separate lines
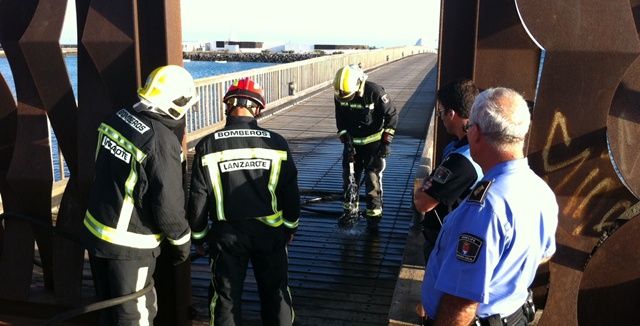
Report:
366,215,381,232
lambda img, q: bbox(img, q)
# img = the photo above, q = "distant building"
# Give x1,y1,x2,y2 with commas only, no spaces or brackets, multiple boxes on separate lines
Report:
313,44,370,54
214,41,264,53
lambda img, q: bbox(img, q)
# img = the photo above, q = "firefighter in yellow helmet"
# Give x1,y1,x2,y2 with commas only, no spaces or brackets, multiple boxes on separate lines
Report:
334,64,398,231
84,65,198,325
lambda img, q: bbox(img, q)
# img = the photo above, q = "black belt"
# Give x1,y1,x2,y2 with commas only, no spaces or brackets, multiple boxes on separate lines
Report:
475,306,527,326
422,304,528,326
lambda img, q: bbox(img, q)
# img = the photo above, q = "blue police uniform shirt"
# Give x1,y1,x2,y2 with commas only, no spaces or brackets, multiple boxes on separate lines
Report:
442,138,483,189
422,158,558,318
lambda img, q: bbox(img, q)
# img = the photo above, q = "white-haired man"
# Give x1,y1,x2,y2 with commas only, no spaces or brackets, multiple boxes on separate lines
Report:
420,88,558,326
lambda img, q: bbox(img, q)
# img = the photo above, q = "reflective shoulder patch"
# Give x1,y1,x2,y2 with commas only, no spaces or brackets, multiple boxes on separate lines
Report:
116,109,150,134
101,136,132,164
468,180,492,204
381,94,389,104
432,165,452,184
214,129,271,139
219,158,271,172
456,233,483,263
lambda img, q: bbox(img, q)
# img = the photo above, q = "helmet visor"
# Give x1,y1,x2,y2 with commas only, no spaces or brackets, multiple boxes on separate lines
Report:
335,89,356,101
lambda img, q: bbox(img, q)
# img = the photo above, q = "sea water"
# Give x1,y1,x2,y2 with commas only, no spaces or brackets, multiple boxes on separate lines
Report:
0,55,278,180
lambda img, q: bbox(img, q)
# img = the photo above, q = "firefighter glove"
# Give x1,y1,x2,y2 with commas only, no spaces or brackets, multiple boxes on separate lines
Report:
172,239,192,266
339,132,352,145
344,143,357,162
377,143,390,158
382,131,394,144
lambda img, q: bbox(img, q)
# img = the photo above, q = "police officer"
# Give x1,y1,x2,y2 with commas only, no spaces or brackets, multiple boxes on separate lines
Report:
334,64,398,230
84,65,197,325
421,88,558,326
413,79,482,262
187,78,300,325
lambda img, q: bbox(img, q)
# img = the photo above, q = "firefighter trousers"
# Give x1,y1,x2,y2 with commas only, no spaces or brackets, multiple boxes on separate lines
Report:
89,255,157,326
207,220,293,326
342,141,386,218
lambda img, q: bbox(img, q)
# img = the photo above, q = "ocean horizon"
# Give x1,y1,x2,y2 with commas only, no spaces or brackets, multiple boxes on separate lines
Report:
0,55,279,180
0,55,278,97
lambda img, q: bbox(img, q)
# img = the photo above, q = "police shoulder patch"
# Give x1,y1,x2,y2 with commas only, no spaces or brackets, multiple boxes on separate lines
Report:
456,233,483,263
432,166,452,184
468,180,492,204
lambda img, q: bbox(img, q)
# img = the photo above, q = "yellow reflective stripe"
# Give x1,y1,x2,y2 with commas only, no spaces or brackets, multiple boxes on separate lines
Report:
202,148,288,221
366,208,383,217
192,227,209,240
98,123,147,162
267,153,282,213
167,231,191,245
352,130,383,145
337,130,348,136
202,155,226,220
283,219,299,229
256,210,284,227
84,211,163,249
383,128,395,135
117,160,139,230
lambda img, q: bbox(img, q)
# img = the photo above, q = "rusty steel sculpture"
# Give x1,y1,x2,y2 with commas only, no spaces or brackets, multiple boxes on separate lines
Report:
438,0,640,325
0,0,190,324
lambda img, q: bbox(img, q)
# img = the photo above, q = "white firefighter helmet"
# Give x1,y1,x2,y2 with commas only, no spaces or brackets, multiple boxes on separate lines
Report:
137,65,199,120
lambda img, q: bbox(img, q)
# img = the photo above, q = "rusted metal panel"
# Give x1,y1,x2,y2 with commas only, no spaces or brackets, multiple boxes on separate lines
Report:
577,211,640,326
435,0,478,166
516,1,640,325
474,0,540,101
0,0,77,300
0,75,17,257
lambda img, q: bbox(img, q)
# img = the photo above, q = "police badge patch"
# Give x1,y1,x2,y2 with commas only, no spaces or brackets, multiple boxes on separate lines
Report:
468,180,492,204
456,233,483,263
432,166,452,184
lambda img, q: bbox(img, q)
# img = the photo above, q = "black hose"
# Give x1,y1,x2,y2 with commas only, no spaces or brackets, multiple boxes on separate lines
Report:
43,281,155,325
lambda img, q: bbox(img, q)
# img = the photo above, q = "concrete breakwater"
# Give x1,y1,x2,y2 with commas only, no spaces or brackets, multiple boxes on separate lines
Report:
183,51,325,63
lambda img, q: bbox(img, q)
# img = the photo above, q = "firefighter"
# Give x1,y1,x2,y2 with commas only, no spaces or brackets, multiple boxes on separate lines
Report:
187,78,300,325
83,65,197,325
334,64,398,231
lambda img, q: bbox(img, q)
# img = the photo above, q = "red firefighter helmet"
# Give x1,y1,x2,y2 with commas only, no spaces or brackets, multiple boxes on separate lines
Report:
223,78,266,115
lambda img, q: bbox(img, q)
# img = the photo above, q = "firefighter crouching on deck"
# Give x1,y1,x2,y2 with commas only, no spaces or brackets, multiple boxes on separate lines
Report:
83,65,197,325
420,88,558,326
334,64,398,230
187,78,300,325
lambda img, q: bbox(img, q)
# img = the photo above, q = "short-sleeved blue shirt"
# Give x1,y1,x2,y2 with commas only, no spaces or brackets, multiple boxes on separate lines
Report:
422,158,558,318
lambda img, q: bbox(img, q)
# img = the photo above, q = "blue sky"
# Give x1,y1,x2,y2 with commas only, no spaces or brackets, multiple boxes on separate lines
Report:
60,0,441,48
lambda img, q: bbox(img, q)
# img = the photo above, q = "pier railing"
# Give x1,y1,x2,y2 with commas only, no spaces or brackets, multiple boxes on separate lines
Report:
52,46,431,182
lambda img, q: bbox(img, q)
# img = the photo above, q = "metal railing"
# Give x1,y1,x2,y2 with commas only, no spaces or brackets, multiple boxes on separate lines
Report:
50,46,432,183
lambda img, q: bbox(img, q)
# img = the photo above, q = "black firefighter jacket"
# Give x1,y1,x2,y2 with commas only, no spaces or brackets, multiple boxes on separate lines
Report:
334,81,398,145
187,116,300,241
84,107,191,259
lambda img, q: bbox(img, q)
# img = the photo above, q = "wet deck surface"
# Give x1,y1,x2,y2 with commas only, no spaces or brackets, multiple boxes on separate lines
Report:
12,53,437,325
190,53,437,325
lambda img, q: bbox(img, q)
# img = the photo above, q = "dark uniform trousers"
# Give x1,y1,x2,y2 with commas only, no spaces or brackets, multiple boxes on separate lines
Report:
208,220,293,326
90,255,157,325
342,140,385,217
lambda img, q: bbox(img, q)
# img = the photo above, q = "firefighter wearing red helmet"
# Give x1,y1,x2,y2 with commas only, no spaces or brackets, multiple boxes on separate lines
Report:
187,77,300,325
334,64,398,231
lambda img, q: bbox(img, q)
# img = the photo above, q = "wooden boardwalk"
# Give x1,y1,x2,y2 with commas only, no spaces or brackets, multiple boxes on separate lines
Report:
11,53,437,325
190,53,437,325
